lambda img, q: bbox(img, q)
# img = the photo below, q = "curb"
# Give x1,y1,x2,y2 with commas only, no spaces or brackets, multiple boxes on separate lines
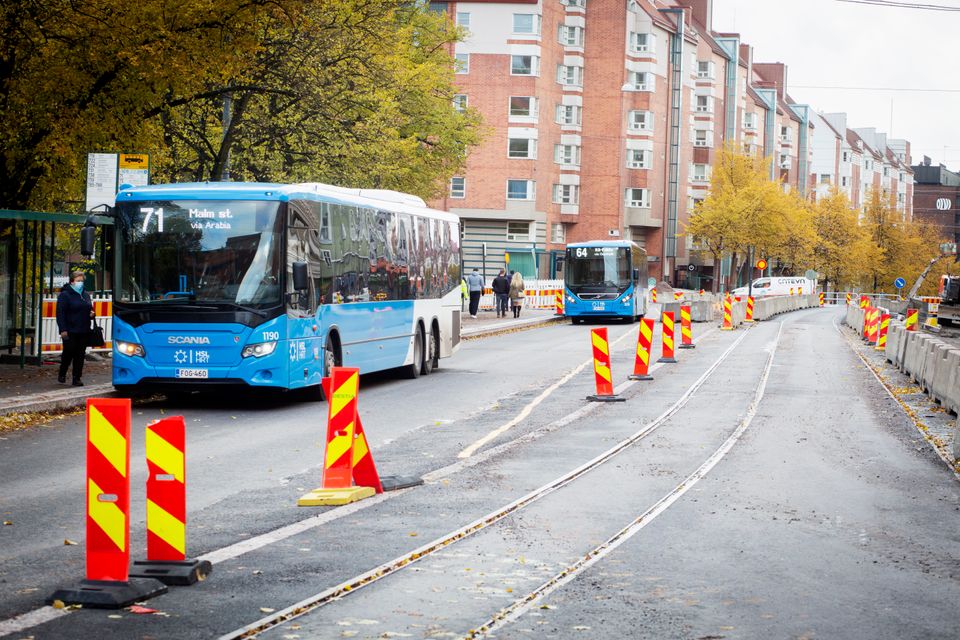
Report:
462,315,565,339
0,383,117,417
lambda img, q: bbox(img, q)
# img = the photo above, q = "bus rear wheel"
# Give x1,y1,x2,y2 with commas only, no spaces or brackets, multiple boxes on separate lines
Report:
403,330,423,379
422,325,438,375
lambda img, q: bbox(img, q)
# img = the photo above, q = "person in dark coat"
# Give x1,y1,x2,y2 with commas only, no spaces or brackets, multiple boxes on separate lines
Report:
56,270,95,386
491,269,510,318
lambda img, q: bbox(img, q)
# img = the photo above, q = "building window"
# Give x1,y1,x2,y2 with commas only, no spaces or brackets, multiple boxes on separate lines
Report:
507,180,535,200
696,95,711,113
452,94,467,113
557,64,583,86
455,53,469,74
628,110,653,131
507,221,532,240
508,138,536,159
627,149,649,169
511,55,539,76
512,13,539,34
692,164,708,181
694,130,709,147
551,223,566,243
627,71,649,91
558,25,584,46
456,12,470,29
743,112,757,130
554,144,581,166
842,151,849,162
629,32,653,53
899,172,905,181
509,96,537,117
697,60,714,79
780,126,789,142
562,0,586,6
883,166,890,177
556,104,583,125
449,176,466,199
553,185,580,204
821,174,832,184
779,153,789,169
841,176,849,187
625,188,650,208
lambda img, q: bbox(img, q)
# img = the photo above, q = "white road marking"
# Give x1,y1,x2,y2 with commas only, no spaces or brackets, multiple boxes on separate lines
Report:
0,606,70,638
475,322,783,636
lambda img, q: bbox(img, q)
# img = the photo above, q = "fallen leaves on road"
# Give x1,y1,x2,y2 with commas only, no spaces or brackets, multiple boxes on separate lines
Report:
3,520,11,525
260,607,276,613
128,605,157,614
63,539,78,546
0,407,84,434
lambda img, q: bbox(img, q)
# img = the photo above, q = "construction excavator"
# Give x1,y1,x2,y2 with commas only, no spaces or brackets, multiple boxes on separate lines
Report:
905,243,959,326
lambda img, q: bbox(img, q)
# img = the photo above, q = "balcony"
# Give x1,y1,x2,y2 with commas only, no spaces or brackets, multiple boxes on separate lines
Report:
625,207,662,228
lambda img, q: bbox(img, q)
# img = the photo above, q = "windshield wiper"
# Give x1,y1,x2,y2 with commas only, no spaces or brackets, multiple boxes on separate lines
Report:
216,301,269,318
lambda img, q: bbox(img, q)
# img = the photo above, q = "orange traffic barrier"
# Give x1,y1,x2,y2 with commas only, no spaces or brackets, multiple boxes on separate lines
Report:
721,296,733,331
745,296,755,322
906,308,919,332
875,313,890,351
819,292,825,307
846,293,852,306
629,318,655,380
47,399,166,608
660,311,678,363
131,416,211,586
299,368,384,505
651,288,657,303
679,305,695,349
555,290,564,316
587,327,625,402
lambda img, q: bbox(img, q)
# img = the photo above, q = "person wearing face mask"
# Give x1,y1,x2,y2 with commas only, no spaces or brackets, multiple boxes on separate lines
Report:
56,270,95,386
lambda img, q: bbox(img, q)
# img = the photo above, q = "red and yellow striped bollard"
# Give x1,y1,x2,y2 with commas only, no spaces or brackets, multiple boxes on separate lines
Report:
629,318,655,380
674,291,683,301
587,327,625,402
47,398,167,608
862,307,872,341
867,308,880,344
875,313,890,351
651,288,657,304
299,367,377,505
789,287,795,296
555,290,564,316
846,293,852,306
745,296,755,322
660,311,678,363
906,308,919,332
859,295,869,310
721,295,733,331
819,292,825,307
131,416,212,585
679,305,695,349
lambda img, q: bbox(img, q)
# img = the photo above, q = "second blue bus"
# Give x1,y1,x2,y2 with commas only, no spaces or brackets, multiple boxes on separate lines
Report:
562,241,649,323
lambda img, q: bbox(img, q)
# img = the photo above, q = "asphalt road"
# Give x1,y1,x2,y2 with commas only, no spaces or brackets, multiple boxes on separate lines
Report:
1,308,958,639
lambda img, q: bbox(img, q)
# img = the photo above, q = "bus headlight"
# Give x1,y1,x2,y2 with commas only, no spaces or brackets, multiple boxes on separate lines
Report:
622,295,632,304
242,341,277,358
115,340,145,357
566,295,576,303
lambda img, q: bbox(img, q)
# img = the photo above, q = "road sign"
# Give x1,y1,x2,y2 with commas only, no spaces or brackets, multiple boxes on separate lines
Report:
894,277,906,289
647,277,657,288
118,153,150,188
941,243,957,255
756,259,767,270
687,264,696,272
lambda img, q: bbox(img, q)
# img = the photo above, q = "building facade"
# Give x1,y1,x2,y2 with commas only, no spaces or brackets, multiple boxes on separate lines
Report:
912,158,960,246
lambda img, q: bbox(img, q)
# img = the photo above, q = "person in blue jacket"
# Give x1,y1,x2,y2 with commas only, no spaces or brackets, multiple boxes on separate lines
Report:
56,270,95,386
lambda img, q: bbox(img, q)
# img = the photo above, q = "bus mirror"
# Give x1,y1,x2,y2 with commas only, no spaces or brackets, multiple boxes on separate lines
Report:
292,261,309,291
80,226,97,257
633,268,640,282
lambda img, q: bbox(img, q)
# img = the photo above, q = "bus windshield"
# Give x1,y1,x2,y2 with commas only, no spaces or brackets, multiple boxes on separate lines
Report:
566,246,632,293
116,200,283,307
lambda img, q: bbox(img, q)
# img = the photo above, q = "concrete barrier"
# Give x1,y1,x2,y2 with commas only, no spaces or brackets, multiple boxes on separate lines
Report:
930,347,960,412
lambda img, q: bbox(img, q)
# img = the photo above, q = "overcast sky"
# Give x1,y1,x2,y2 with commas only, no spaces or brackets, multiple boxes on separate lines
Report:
711,0,960,168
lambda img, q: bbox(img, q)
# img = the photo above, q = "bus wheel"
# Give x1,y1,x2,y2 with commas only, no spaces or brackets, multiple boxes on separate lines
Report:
320,334,341,400
422,325,438,375
403,329,423,379
572,317,582,325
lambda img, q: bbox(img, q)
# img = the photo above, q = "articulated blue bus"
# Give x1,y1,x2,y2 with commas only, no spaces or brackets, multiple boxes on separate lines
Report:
563,241,649,323
106,182,461,396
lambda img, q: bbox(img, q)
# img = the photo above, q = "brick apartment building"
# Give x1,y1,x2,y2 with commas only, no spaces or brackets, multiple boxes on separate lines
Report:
912,158,960,246
430,0,914,288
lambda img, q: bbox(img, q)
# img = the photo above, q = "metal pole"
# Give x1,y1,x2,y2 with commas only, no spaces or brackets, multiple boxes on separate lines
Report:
19,221,27,368
747,245,754,299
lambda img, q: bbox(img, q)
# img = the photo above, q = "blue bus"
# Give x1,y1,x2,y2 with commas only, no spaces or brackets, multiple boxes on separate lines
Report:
563,241,648,323
101,182,462,396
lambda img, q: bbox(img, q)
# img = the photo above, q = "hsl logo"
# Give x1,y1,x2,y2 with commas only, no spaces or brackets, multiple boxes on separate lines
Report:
167,336,211,345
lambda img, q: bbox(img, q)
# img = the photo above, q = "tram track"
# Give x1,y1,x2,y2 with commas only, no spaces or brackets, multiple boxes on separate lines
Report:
220,325,757,639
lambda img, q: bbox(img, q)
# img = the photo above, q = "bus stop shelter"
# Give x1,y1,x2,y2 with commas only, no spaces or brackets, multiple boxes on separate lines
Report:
0,210,112,367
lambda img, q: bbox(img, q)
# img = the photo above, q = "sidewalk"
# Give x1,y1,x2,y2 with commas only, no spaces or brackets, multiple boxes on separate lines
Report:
0,356,115,416
461,307,565,338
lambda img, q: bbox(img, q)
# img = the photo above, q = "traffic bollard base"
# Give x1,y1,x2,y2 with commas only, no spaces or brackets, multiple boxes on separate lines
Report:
586,394,626,402
47,578,167,609
297,486,375,507
131,559,212,586
628,374,654,381
658,357,678,363
380,475,424,491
